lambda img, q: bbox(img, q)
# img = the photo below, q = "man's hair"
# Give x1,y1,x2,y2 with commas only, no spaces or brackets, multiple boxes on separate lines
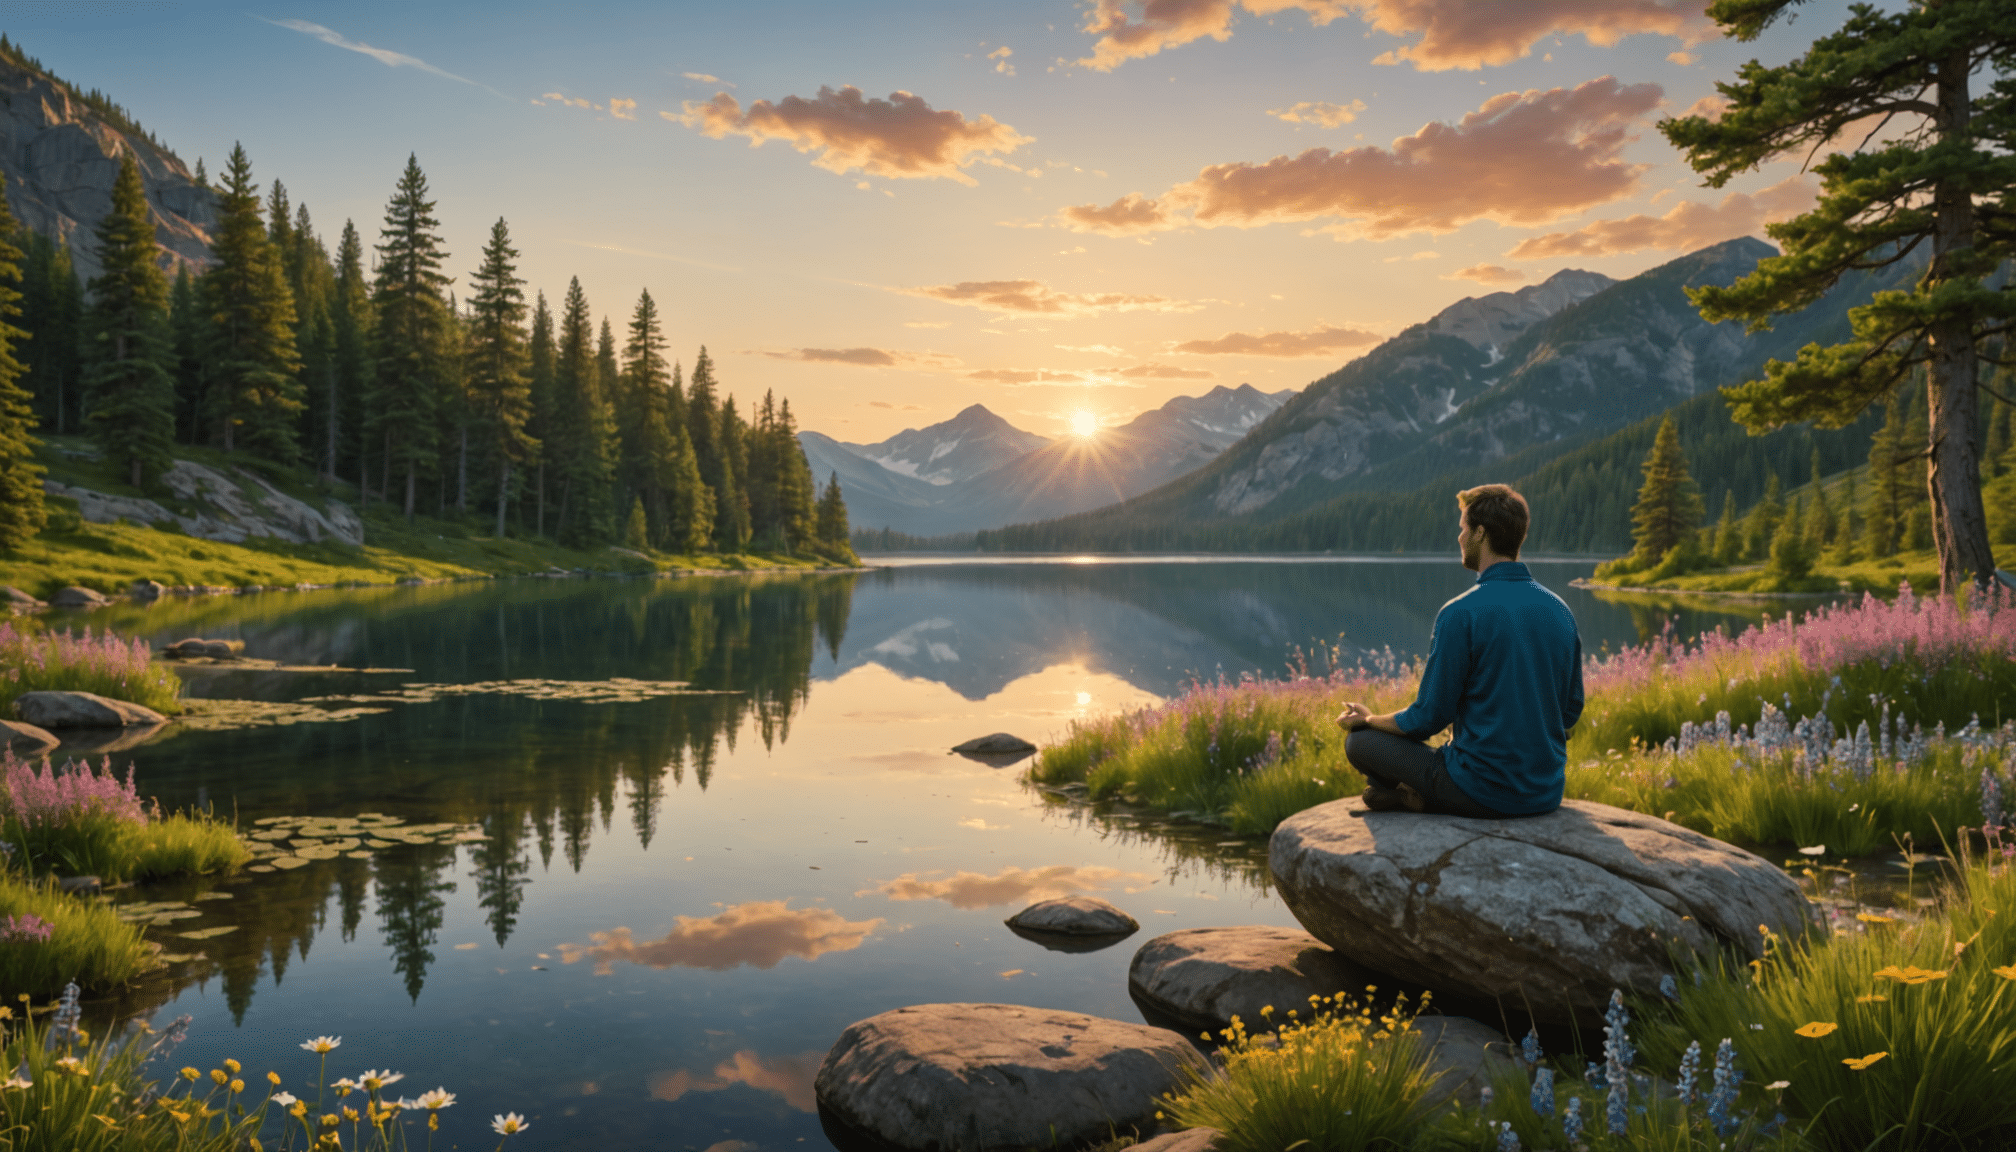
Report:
1457,484,1529,558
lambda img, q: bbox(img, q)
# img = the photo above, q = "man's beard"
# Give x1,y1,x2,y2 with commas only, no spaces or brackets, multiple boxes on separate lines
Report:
1461,532,1483,571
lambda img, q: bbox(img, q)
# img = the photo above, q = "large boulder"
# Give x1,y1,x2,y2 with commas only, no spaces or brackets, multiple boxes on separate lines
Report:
1006,895,1138,938
1411,1016,1521,1111
129,579,165,602
815,1003,1207,1152
0,720,59,757
1269,798,1814,1026
13,691,167,729
47,586,109,609
952,733,1036,755
1128,925,1375,1035
0,586,44,613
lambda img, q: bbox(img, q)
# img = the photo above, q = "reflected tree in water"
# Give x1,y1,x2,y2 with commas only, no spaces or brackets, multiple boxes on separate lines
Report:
472,812,533,947
376,848,457,1003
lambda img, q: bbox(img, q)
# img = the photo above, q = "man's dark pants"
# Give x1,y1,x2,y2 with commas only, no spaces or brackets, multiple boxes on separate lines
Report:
1344,729,1513,819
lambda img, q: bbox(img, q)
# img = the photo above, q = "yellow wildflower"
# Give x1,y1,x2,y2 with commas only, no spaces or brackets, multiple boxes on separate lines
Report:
1856,994,1889,1003
1794,1022,1838,1038
268,1071,282,1087
224,1059,241,1075
230,1079,245,1094
210,1069,229,1086
1993,964,2016,981
179,1067,200,1082
1842,1052,1889,1070
1872,965,1948,985
1855,912,1896,924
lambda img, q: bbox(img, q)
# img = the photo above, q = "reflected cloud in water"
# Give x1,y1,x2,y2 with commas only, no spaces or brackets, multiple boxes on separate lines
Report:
863,865,1151,910
650,1049,823,1112
557,901,884,974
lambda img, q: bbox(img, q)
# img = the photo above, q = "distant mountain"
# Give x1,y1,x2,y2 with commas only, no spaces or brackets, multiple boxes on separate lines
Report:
1421,268,1616,356
0,43,214,282
839,404,1050,486
980,238,1927,554
801,385,1293,536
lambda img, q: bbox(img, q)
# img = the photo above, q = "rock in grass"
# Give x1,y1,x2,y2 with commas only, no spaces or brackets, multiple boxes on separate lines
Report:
0,720,59,756
47,586,109,609
1127,925,1374,1035
815,1003,1205,1152
162,637,244,659
14,691,167,729
55,876,100,895
129,579,165,602
1269,797,1815,1026
1411,1016,1521,1112
1005,895,1138,938
0,586,44,613
951,733,1036,755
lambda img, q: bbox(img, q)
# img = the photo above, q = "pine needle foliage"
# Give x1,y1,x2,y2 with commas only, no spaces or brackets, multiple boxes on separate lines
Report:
81,152,175,489
1630,414,1706,565
0,173,43,550
202,144,301,461
370,154,452,519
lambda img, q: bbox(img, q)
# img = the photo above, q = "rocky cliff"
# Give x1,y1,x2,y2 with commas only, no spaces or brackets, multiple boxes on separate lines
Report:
0,45,214,284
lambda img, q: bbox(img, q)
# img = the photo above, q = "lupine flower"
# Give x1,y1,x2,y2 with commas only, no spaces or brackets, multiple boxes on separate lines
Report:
46,982,80,1048
1676,1040,1701,1104
1983,764,2006,831
1496,1121,1520,1152
1479,1085,1493,1110
1706,1038,1743,1137
1562,1096,1584,1144
1658,973,1679,1001
1529,1066,1554,1118
1519,1027,1542,1068
1606,1077,1628,1135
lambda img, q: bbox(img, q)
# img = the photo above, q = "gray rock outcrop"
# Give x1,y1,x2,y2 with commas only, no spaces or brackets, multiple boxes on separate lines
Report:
814,1003,1207,1152
48,586,109,609
952,733,1037,755
46,459,362,547
162,638,243,660
129,579,164,602
1005,895,1138,938
1412,1017,1521,1111
0,719,59,756
0,586,43,612
1128,925,1375,1035
14,690,167,728
1269,797,1813,1025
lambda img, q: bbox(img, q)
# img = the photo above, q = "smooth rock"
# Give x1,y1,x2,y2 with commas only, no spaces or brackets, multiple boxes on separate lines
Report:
1269,797,1815,1025
951,733,1036,755
815,1003,1207,1152
0,719,59,757
14,690,168,729
129,579,165,602
48,585,109,609
55,876,101,895
1128,925,1376,1035
0,586,44,613
1131,1129,1220,1152
1005,895,1138,938
162,638,243,660
1412,1016,1520,1112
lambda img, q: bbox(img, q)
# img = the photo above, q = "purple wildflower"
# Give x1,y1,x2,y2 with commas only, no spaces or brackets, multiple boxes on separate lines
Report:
0,914,51,943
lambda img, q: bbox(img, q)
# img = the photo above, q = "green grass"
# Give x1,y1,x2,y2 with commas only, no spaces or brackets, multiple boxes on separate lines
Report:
9,436,858,598
0,875,152,993
1580,550,1943,597
0,622,182,716
1634,855,2016,1152
5,811,250,884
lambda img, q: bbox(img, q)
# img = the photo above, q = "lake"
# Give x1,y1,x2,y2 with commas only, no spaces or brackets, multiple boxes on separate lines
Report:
71,556,1767,1151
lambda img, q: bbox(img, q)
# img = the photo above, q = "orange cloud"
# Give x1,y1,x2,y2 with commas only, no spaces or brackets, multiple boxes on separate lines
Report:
1110,362,1216,379
902,278,1200,317
609,97,637,120
864,865,1150,909
1269,100,1367,127
672,85,1030,184
1060,77,1663,240
649,1050,822,1112
557,901,882,974
1506,176,1814,259
1174,322,1381,357
1075,1,1712,72
967,369,1084,384
1445,263,1525,285
758,347,961,368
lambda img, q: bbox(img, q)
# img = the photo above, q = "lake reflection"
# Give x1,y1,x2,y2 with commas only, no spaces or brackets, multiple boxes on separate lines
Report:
76,557,1752,1150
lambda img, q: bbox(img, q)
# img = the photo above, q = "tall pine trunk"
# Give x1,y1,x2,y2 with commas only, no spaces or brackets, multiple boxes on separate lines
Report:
456,423,468,513
496,461,511,538
1927,47,1996,592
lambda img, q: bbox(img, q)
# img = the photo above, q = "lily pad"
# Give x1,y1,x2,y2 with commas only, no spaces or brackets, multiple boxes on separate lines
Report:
270,856,309,870
194,892,235,901
249,830,294,841
364,839,398,849
247,865,276,874
343,851,374,860
157,952,206,963
325,838,362,852
177,926,238,940
295,845,341,860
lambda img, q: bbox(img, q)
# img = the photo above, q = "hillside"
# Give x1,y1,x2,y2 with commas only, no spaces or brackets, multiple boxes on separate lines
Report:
0,38,214,282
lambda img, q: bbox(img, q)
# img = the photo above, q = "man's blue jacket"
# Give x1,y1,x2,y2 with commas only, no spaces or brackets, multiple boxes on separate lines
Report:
1391,561,1585,815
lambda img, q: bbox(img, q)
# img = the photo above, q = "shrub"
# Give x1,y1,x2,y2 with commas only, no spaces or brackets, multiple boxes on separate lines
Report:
0,621,180,715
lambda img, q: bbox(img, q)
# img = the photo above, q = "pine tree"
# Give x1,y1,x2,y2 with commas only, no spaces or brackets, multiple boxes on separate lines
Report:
619,290,679,544
665,418,713,554
1712,489,1742,566
1663,0,2016,591
166,265,203,442
203,143,302,460
687,346,721,485
1770,493,1815,582
81,151,175,488
370,155,452,520
1627,414,1704,564
1832,473,1862,565
773,397,816,549
550,278,614,545
465,218,533,538
526,293,556,537
287,202,337,483
1866,398,1908,558
815,470,848,547
330,220,372,488
1743,472,1783,561
624,496,649,549
0,174,45,548
17,229,82,435
713,394,750,552
1806,448,1835,549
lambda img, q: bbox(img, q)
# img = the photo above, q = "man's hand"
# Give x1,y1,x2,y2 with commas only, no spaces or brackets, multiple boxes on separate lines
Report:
1337,703,1371,732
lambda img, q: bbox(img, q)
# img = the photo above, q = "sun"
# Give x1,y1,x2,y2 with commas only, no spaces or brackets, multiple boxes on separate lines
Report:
1069,410,1099,438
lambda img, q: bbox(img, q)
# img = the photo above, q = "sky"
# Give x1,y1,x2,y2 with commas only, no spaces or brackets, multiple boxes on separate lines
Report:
23,1,1845,443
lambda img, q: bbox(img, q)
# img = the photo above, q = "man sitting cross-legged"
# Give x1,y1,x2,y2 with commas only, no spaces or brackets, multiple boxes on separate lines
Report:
1336,483,1585,818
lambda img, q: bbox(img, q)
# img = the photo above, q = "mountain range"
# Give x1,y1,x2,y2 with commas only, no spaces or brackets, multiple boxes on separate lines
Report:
801,384,1294,536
